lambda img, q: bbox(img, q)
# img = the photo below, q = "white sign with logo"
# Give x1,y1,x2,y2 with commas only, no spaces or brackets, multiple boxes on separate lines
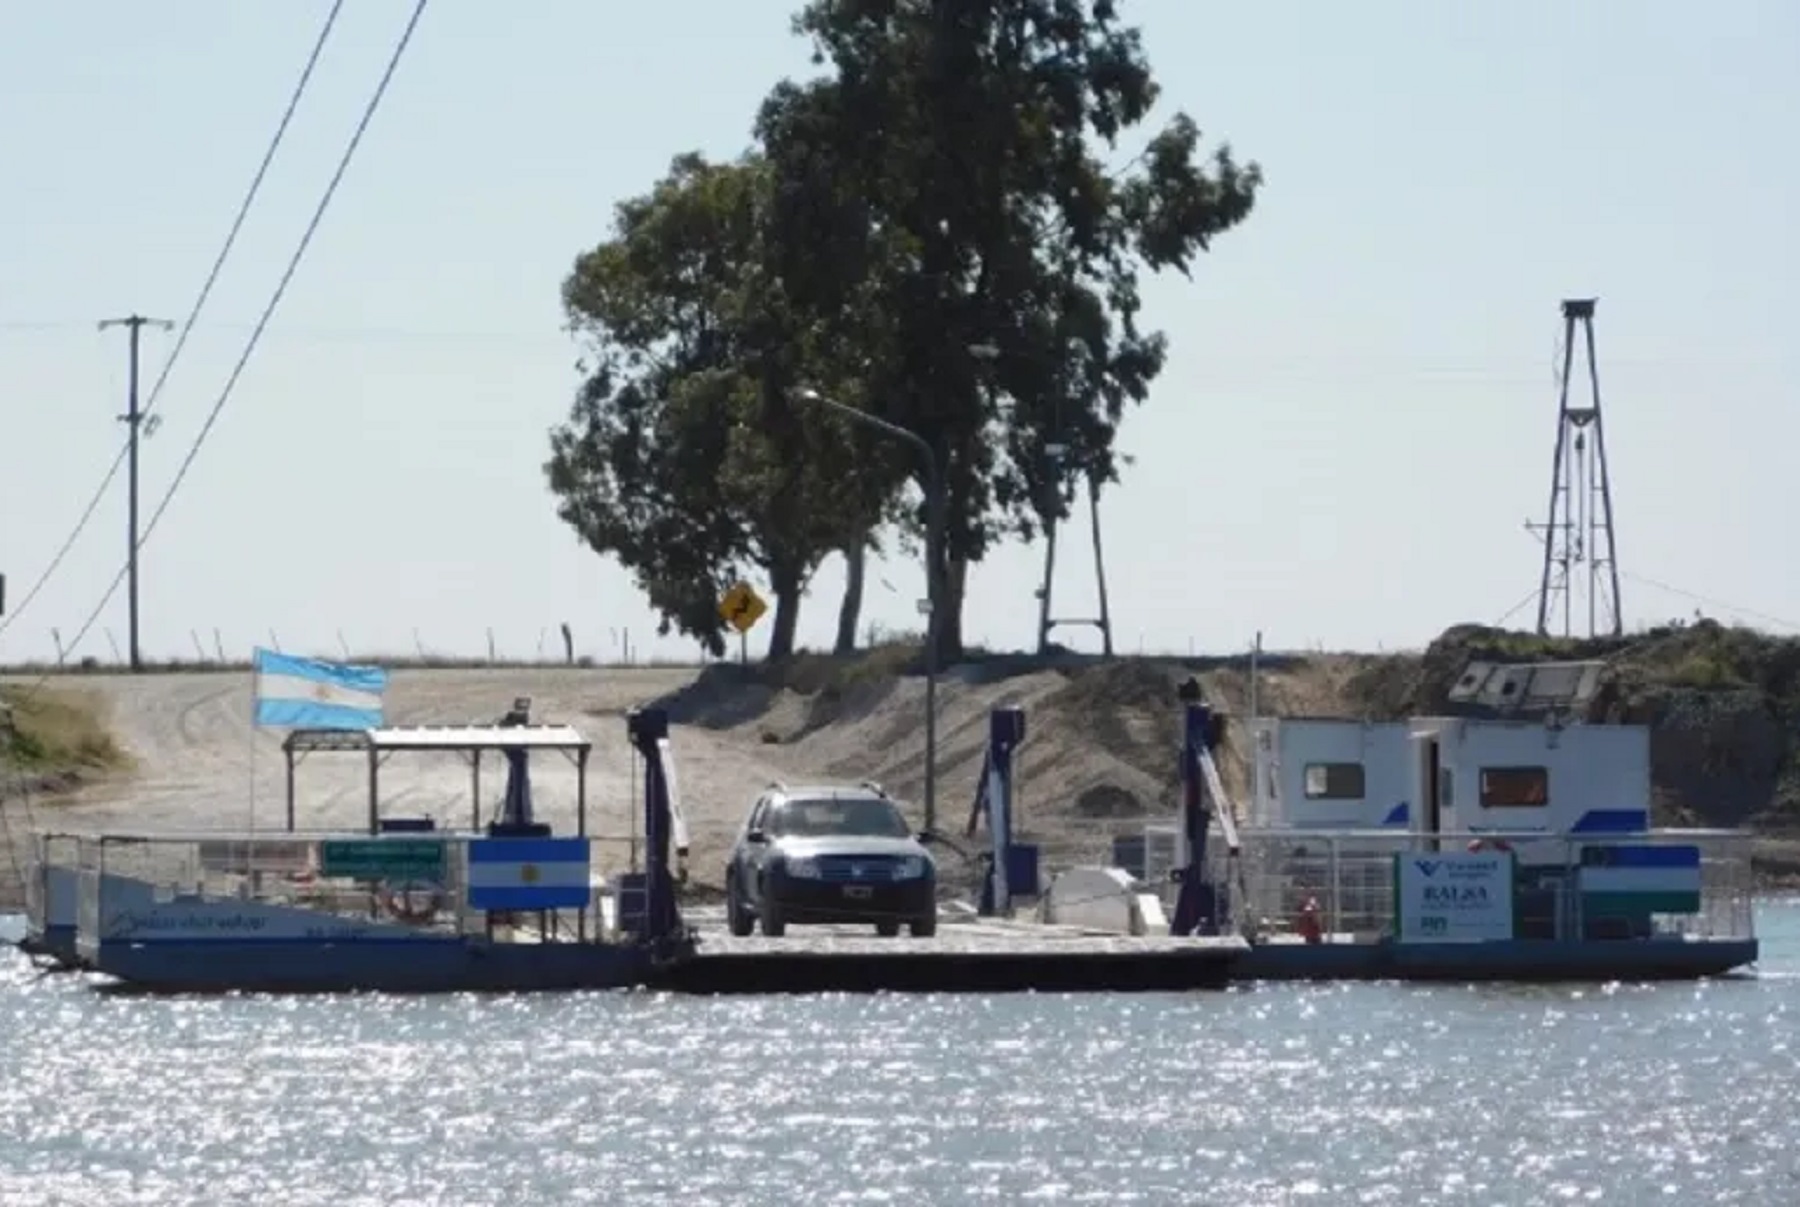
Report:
1394,851,1514,943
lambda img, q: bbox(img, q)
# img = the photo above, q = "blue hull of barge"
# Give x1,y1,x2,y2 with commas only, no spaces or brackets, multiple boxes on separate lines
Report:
1238,937,1759,982
47,932,1758,991
20,925,81,968
86,937,688,995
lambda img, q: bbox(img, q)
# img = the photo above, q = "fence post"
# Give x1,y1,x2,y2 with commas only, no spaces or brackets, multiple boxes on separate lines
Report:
1561,835,1576,942
1328,836,1341,938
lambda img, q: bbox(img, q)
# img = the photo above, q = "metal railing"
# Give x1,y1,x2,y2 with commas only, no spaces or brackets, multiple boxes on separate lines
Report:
1218,826,1757,944
1086,824,1758,945
23,832,81,939
49,829,653,950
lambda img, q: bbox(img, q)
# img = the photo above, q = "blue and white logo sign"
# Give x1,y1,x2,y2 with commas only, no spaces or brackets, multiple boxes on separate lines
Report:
1395,851,1514,943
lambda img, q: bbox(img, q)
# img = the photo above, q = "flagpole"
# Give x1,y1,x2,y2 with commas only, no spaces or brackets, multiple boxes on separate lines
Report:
247,649,259,899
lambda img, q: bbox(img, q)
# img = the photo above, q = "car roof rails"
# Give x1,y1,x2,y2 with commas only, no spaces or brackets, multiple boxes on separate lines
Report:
766,779,788,792
858,779,887,797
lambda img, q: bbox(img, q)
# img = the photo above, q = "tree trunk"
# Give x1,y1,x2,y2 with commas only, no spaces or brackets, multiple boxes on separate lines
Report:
933,551,969,665
834,538,867,655
767,561,803,661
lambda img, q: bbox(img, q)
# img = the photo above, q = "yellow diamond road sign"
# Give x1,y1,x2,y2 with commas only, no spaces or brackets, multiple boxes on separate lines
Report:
718,580,768,635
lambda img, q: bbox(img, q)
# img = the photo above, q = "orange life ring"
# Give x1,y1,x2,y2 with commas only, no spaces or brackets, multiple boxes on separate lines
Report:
377,881,441,924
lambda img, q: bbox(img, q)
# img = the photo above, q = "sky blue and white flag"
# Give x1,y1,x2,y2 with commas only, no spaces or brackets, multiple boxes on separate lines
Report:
466,837,591,910
252,648,388,730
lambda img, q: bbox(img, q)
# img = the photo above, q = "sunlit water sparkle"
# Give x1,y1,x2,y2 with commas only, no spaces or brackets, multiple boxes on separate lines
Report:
1,904,1796,1205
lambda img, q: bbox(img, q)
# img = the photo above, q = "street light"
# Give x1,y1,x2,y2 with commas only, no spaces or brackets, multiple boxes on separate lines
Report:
796,387,946,836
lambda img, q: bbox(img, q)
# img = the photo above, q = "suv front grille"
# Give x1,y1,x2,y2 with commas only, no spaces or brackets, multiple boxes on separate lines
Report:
814,854,902,882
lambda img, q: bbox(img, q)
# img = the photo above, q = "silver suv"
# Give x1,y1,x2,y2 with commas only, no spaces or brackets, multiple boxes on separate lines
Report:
724,782,939,938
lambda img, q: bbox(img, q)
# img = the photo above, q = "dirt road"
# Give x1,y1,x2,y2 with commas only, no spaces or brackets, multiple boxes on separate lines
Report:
0,667,812,906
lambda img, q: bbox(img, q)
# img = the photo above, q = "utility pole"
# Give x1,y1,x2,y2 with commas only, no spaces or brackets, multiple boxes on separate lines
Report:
99,314,174,672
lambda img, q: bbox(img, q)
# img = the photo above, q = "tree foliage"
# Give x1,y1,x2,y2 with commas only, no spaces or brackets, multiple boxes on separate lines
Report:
755,0,1262,655
549,1,1261,662
545,153,905,657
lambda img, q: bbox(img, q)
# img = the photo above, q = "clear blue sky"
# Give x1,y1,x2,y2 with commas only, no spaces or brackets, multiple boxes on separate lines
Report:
1,1,1794,665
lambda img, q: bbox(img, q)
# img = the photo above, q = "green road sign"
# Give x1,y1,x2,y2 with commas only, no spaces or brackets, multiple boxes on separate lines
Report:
319,839,445,881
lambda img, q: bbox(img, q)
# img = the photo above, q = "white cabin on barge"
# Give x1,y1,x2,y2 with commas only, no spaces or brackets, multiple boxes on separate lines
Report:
1249,714,1653,862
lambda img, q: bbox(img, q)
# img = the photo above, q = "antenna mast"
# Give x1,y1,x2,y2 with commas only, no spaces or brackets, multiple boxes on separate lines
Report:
1528,298,1624,638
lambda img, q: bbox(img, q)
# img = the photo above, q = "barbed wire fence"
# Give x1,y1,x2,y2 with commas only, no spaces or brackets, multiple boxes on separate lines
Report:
4,575,1772,680
0,623,683,675
0,623,1379,676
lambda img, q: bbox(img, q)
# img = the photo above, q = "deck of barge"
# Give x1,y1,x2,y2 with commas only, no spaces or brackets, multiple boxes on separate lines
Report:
661,908,1247,994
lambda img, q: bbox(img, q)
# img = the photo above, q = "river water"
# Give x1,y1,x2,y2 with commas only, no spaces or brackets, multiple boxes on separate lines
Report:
0,903,1795,1206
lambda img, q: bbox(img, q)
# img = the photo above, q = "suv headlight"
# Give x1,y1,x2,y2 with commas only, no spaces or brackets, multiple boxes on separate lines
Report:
784,856,821,879
892,856,927,880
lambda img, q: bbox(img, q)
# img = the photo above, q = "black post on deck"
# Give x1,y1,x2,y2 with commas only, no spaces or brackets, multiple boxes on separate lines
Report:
576,748,589,837
576,746,590,943
1170,691,1225,937
470,752,481,831
284,744,297,832
366,744,380,835
498,747,533,829
627,707,680,943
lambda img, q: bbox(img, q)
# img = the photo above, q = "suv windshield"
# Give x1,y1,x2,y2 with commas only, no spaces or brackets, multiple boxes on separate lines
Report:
767,796,912,839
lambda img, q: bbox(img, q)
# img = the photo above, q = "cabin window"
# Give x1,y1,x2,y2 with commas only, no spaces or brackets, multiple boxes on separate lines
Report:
1303,762,1365,800
1480,766,1549,808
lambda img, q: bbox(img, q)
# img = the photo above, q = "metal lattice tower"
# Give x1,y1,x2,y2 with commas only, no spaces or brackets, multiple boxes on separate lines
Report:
1035,461,1115,657
1528,298,1624,639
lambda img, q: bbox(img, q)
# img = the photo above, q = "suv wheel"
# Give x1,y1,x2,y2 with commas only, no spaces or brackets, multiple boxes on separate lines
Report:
725,872,754,937
759,900,787,938
909,911,938,939
874,919,901,937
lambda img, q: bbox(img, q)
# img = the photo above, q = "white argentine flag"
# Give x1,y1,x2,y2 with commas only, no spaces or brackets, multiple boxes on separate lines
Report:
252,648,388,730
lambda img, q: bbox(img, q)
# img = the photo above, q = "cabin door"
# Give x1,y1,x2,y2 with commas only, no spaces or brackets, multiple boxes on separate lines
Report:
1415,734,1444,853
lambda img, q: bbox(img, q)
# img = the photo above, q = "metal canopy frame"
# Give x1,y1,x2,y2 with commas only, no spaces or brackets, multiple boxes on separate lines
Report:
279,723,594,836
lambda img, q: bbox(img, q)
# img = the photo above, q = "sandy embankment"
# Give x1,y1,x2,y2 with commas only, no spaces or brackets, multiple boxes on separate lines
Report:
0,660,1185,909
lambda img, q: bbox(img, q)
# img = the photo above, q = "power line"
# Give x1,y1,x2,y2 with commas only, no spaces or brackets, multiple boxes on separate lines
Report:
1,320,562,345
1491,586,1542,629
13,0,430,694
0,0,346,643
1622,571,1800,632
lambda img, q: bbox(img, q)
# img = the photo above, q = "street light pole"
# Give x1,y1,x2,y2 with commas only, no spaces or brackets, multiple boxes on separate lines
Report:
798,388,944,835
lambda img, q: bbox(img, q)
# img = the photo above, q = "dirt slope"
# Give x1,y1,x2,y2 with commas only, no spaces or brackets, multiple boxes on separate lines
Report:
638,651,1380,879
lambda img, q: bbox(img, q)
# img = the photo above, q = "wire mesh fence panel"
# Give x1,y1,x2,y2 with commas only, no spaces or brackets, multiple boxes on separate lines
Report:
62,831,653,946
1078,823,1760,945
